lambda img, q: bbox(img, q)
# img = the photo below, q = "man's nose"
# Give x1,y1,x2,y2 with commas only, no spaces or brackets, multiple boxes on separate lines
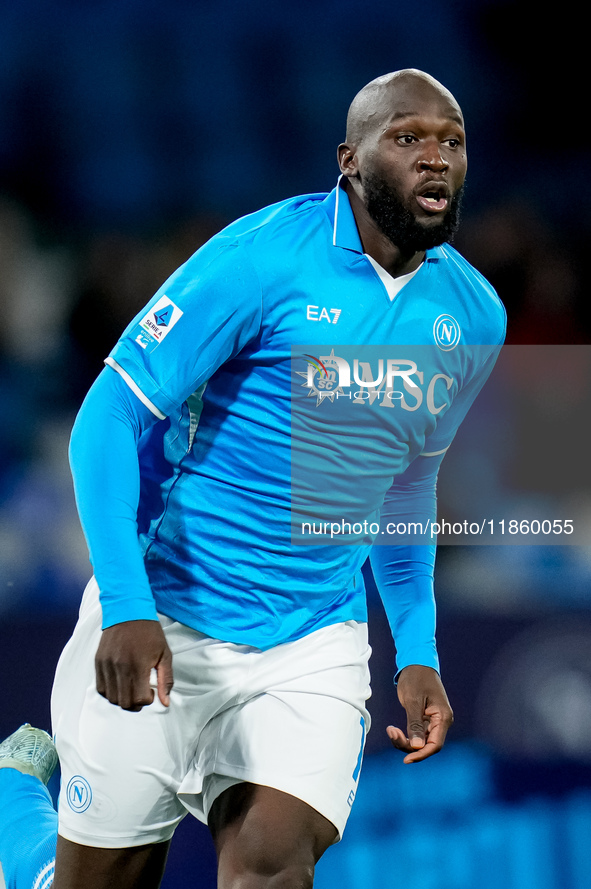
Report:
417,143,449,173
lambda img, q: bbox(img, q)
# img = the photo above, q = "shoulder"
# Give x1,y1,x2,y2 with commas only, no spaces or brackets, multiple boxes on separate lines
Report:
429,244,506,344
215,191,329,246
159,192,330,313
178,191,329,279
430,244,498,299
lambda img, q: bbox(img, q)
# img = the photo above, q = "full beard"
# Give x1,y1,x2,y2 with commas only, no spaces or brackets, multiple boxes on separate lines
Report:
362,170,464,256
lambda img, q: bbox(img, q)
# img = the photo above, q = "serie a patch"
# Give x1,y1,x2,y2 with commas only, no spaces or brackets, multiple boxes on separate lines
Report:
132,296,184,353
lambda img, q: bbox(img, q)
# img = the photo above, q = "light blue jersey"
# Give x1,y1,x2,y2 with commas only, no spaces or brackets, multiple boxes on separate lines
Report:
98,180,504,651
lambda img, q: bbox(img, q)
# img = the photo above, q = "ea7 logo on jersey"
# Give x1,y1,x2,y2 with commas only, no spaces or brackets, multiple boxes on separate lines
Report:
307,305,341,324
133,296,184,353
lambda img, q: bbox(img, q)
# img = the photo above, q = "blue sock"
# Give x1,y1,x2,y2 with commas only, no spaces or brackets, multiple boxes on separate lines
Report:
0,769,57,889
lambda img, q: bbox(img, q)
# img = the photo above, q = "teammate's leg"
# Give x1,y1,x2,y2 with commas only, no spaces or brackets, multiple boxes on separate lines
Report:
0,724,171,889
0,723,171,889
209,783,337,889
0,725,58,889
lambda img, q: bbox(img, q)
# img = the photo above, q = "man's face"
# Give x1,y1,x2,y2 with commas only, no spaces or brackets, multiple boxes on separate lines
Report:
355,84,467,254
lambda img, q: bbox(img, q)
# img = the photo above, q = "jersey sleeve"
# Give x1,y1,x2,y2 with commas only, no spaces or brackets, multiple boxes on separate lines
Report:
371,338,503,678
370,451,445,678
106,239,263,418
69,366,161,628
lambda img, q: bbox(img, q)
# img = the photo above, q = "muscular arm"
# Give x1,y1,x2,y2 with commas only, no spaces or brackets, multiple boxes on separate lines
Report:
69,366,173,710
369,343,504,759
370,455,453,762
68,243,264,711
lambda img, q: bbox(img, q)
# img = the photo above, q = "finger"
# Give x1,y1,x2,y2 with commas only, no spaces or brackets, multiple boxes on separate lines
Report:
127,670,155,712
422,710,451,750
123,682,154,712
387,719,450,763
402,737,442,764
156,648,174,707
386,725,414,753
113,661,154,712
96,658,121,706
95,659,108,701
401,713,451,763
405,700,428,749
426,702,455,732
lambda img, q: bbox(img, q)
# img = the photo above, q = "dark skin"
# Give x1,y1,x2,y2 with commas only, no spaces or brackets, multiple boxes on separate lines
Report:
338,69,467,278
55,70,459,889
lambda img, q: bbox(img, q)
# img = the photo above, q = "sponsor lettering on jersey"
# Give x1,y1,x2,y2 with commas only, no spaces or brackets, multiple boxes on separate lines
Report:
306,305,341,324
296,349,453,412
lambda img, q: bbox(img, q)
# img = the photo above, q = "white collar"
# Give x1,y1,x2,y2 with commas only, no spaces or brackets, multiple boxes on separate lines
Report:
364,254,423,301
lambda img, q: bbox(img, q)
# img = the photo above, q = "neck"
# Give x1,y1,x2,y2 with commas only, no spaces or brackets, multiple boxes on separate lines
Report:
344,179,425,278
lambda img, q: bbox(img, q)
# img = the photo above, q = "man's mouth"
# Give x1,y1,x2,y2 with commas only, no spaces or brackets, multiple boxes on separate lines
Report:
415,182,449,214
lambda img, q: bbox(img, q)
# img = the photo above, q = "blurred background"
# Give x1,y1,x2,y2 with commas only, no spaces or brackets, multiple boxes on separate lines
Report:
0,1,590,886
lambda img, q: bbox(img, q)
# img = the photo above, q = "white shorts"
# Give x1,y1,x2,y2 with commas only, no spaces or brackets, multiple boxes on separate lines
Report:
51,578,371,848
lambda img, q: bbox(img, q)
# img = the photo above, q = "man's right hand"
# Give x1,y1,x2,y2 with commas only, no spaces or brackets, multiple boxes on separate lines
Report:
95,619,174,711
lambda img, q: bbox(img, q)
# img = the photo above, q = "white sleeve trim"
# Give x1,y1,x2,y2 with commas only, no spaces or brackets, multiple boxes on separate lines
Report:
104,357,167,420
420,446,450,457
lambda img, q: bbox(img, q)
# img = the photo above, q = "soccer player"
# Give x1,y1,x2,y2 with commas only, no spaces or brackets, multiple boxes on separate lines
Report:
0,68,505,889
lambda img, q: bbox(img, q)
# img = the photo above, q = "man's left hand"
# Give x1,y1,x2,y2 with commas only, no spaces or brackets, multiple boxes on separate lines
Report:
387,664,454,764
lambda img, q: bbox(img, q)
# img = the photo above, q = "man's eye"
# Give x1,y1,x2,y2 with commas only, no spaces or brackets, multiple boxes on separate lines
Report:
444,138,461,148
397,134,417,145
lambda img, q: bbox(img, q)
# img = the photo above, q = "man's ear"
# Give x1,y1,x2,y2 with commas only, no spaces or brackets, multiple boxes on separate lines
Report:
337,142,359,178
